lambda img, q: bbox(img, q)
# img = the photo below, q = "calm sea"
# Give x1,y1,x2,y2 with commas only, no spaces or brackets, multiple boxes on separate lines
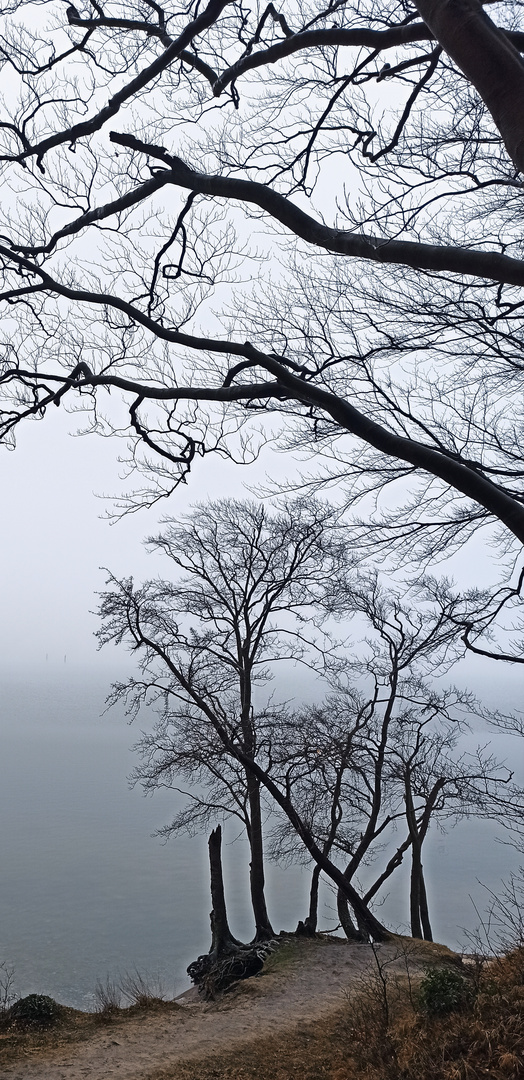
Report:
0,670,521,1010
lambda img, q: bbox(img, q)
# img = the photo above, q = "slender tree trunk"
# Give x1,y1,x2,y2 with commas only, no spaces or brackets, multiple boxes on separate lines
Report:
364,836,413,905
296,864,320,935
419,867,433,942
410,842,423,940
301,760,346,936
208,825,242,956
409,846,433,940
405,768,430,940
246,774,274,940
238,656,273,941
404,768,437,941
307,864,321,933
337,890,367,941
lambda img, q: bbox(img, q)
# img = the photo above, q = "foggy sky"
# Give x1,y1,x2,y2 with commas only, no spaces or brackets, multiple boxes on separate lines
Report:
1,402,522,716
1,405,275,675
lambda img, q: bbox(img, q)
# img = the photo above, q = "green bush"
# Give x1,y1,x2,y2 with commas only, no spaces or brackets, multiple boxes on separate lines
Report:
416,966,474,1017
8,993,63,1028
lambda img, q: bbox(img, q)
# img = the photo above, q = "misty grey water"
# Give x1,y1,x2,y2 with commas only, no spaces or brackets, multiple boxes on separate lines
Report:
1,669,521,1011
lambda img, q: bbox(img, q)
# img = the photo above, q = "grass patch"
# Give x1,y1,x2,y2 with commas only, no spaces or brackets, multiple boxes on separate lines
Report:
94,970,167,1013
261,933,349,975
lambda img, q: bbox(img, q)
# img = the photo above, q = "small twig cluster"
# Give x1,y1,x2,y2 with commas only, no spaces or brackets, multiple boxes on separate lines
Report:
0,962,16,1016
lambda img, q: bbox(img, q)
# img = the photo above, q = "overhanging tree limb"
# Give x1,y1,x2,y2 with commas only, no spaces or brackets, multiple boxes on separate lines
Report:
2,0,524,623
107,134,524,284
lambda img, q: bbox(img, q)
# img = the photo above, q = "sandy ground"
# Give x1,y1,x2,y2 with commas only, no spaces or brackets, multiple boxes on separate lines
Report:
1,937,451,1080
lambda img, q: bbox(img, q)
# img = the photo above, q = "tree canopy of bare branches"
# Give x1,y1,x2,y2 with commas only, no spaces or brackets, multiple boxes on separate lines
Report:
2,0,524,652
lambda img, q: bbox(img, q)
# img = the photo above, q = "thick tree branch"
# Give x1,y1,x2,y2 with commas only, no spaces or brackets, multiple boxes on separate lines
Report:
13,131,524,284
212,21,524,96
462,625,524,663
414,0,524,174
5,320,524,543
101,136,524,287
4,230,524,540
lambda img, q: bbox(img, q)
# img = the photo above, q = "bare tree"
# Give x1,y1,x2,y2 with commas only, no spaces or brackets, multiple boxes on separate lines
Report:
266,580,513,939
2,1,524,655
100,504,516,941
97,495,389,937
98,495,401,940
390,720,514,940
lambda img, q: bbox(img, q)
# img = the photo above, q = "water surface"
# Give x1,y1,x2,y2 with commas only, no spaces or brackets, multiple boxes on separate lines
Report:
1,669,520,1009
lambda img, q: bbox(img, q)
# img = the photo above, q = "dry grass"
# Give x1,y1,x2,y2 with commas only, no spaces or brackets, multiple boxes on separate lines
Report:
336,946,524,1080
93,970,167,1013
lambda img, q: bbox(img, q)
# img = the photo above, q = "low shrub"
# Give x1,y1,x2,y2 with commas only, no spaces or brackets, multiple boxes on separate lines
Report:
416,966,474,1017
8,994,63,1028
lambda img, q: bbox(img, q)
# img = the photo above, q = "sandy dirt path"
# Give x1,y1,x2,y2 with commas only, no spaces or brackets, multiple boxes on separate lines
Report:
1,937,447,1080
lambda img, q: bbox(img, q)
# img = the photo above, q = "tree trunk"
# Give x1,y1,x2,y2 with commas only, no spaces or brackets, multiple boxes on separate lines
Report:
404,769,436,941
337,889,367,942
419,866,433,942
409,846,433,940
238,654,273,941
364,836,412,904
409,843,423,940
414,0,524,176
208,825,242,956
246,775,274,940
296,863,320,935
307,863,321,933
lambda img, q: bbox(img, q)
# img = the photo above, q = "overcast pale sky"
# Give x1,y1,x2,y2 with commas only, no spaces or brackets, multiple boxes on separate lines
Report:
1,403,275,675
1,399,522,717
